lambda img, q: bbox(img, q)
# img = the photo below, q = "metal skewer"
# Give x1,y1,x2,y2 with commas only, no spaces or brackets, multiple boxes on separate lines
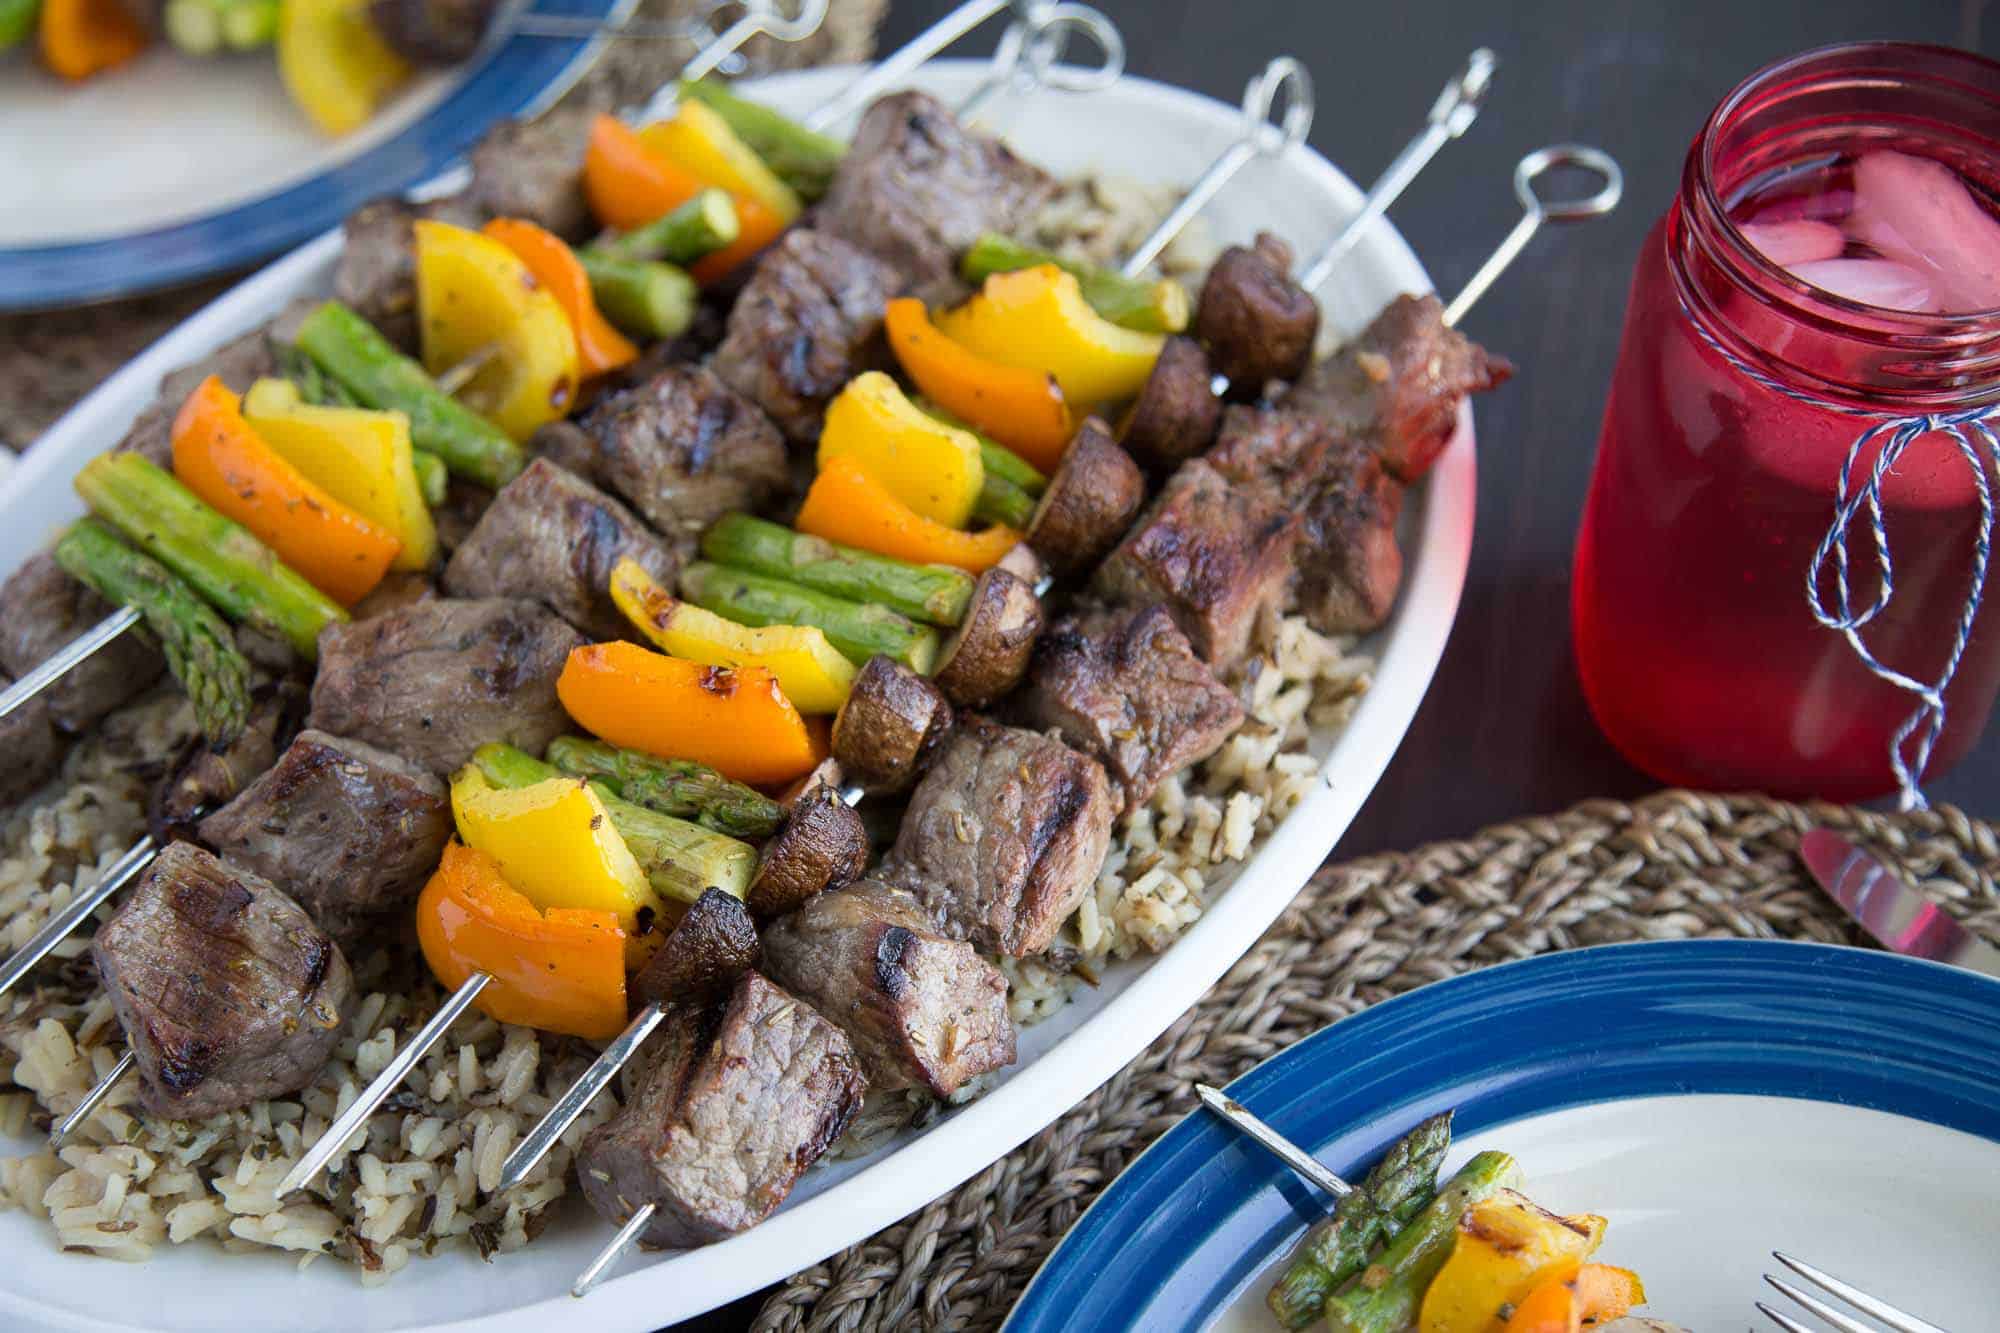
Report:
573,1202,658,1297
1194,1082,1354,1199
803,0,1032,132
510,0,824,60
955,2,1123,121
0,605,141,727
1440,143,1622,327
0,834,157,1003
50,1050,136,1150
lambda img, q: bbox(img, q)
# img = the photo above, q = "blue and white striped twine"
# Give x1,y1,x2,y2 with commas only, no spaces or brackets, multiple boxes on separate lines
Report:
1681,305,2000,810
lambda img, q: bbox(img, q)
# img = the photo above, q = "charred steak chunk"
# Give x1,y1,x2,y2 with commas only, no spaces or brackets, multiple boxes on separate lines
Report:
1090,459,1299,670
712,230,899,445
763,879,1014,1097
630,888,761,1011
883,716,1114,957
0,553,165,734
1293,435,1406,635
307,597,583,775
91,842,353,1120
1206,403,1340,500
1019,604,1245,816
817,91,1055,292
466,108,594,242
198,729,452,947
564,364,790,543
0,682,62,807
575,972,865,1248
334,198,437,354
1120,335,1221,471
1194,231,1320,394
442,458,678,641
1284,292,1513,482
151,682,304,844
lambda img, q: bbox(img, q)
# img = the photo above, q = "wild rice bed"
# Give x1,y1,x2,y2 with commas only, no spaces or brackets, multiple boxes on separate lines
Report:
0,181,1375,1278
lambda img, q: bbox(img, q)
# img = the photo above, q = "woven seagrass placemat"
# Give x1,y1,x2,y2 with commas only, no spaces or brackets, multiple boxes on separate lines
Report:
750,790,2000,1332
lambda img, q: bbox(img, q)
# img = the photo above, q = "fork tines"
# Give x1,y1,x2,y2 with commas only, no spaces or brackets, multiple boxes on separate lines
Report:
1757,1251,1951,1333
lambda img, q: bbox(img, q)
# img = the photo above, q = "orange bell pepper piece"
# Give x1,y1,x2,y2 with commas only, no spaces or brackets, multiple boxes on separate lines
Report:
885,298,1073,472
557,641,819,786
171,376,399,606
795,455,1022,574
481,218,639,381
582,114,786,284
416,841,627,1041
40,0,148,80
1507,1264,1647,1333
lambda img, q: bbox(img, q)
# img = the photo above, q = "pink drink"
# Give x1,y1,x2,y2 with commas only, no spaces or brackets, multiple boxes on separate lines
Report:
1573,44,2000,800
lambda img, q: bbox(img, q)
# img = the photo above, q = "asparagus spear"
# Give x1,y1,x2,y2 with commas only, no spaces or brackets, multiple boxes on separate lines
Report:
678,78,847,201
470,743,757,905
1321,1150,1521,1333
590,189,740,266
53,519,252,746
0,0,38,49
959,233,1191,335
544,736,787,840
914,398,1047,493
699,513,974,627
1266,1112,1453,1329
975,472,1037,529
218,0,277,47
680,561,940,674
577,254,698,342
410,448,448,507
166,0,276,51
293,301,525,489
74,453,346,661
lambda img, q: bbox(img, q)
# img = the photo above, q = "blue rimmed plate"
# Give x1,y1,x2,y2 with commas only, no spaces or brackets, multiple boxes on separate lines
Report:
1006,939,2000,1332
0,0,629,312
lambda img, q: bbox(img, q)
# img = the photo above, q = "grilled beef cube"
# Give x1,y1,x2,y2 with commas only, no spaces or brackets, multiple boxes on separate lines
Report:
562,365,790,544
442,458,678,641
883,717,1114,957
1294,436,1406,635
0,553,164,734
466,109,594,242
1284,293,1513,482
1019,605,1245,816
431,477,494,556
1122,335,1221,470
151,682,304,843
818,91,1055,292
630,888,760,1011
1090,460,1298,670
763,879,1013,1097
1206,403,1338,499
308,597,583,775
712,230,899,444
832,655,954,797
198,729,452,947
576,972,865,1248
351,571,437,621
91,843,352,1120
333,196,479,353
1195,232,1319,394
0,682,62,807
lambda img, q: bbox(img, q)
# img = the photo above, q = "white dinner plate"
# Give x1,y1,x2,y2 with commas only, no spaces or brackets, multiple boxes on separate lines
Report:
0,59,1477,1332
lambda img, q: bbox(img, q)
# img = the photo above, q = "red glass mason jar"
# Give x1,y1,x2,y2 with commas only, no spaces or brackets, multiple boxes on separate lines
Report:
1573,42,2000,802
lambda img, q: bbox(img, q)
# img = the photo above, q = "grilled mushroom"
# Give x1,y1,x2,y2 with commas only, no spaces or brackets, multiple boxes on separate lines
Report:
630,888,761,1010
745,782,869,919
831,656,955,796
933,568,1044,708
366,0,499,64
995,541,1047,589
1194,231,1320,395
1122,335,1222,469
1025,419,1146,577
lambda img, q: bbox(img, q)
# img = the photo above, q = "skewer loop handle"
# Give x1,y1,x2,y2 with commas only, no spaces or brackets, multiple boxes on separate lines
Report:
1442,143,1622,328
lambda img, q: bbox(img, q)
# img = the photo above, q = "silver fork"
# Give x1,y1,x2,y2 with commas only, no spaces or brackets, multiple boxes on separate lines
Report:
1758,1252,1952,1333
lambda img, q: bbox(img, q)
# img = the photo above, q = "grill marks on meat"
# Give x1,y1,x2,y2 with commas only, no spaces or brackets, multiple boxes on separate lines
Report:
1194,232,1319,394
575,972,864,1248
1019,604,1245,816
630,888,760,1011
762,879,1013,1097
0,681,62,806
442,458,678,641
712,231,899,445
883,717,1114,957
198,729,452,947
307,597,583,775
561,365,790,544
1285,293,1513,482
91,843,352,1119
1090,460,1298,670
0,553,165,734
817,91,1055,293
466,109,594,243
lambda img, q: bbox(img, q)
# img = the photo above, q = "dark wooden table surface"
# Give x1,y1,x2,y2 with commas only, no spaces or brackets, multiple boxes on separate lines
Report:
683,0,1997,1327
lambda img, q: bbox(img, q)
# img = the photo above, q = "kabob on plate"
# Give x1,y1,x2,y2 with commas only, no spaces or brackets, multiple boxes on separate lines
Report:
0,27,1616,1288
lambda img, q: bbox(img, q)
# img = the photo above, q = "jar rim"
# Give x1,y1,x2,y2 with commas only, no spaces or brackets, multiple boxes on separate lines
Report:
1694,39,2000,330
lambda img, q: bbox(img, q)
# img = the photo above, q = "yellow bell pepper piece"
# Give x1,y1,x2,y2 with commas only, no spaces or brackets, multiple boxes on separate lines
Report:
936,265,1167,408
608,557,855,714
449,767,666,958
413,220,581,443
817,371,985,528
243,378,438,572
276,0,411,137
638,102,802,225
1417,1190,1608,1333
